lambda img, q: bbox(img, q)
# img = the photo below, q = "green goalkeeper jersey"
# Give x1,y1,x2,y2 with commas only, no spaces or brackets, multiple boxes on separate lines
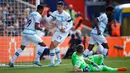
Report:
72,52,89,69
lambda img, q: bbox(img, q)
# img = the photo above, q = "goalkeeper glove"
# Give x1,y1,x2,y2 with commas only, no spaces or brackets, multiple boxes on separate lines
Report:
83,67,90,72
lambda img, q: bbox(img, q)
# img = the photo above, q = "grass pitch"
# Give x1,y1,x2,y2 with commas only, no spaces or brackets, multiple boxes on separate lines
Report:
0,57,130,73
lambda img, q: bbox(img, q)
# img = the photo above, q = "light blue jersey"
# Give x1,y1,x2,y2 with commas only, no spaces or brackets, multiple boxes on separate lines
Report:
91,13,108,35
23,12,42,35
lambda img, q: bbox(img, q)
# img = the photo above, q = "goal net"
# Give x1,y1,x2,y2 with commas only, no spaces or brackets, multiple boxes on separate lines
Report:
0,0,37,67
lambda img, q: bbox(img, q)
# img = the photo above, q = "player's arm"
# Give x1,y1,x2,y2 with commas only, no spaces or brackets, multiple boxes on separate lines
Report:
94,18,101,35
73,60,90,72
73,66,83,72
35,23,45,32
35,16,45,32
84,58,99,69
73,61,83,72
95,14,105,35
64,16,73,32
43,11,56,25
43,15,53,24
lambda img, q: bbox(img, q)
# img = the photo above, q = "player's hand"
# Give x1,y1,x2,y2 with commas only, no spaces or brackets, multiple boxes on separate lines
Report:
83,67,90,72
44,27,49,32
41,27,45,32
60,28,65,33
97,30,101,35
60,25,65,33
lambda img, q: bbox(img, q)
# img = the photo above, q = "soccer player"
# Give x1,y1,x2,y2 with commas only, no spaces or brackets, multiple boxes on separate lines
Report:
44,1,73,66
9,5,47,67
83,6,114,57
72,44,127,72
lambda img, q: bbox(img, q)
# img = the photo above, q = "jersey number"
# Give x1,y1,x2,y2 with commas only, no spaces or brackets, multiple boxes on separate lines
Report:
27,19,32,27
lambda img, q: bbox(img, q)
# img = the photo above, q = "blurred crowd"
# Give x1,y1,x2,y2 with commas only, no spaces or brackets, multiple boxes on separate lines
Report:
0,0,84,37
0,3,23,36
0,0,36,36
0,0,121,37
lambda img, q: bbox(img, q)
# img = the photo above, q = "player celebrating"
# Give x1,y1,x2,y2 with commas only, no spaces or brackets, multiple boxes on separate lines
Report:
83,6,114,57
9,5,47,67
44,1,73,66
72,44,127,72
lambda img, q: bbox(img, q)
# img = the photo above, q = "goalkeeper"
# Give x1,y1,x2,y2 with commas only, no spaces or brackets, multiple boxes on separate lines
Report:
72,44,127,72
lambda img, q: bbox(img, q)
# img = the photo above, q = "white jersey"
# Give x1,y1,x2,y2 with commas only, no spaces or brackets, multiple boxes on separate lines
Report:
44,10,73,43
45,10,73,33
23,12,42,35
91,13,108,35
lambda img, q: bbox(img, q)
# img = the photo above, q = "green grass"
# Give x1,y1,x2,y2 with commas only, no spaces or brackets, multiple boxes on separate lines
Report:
0,57,130,73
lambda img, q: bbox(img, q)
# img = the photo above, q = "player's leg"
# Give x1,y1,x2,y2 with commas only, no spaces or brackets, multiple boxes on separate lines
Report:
101,43,109,57
96,35,108,57
48,40,59,66
83,35,95,57
55,47,62,66
89,64,102,72
48,31,68,66
88,54,104,65
27,34,46,66
9,35,29,67
54,33,69,66
96,43,104,54
102,65,127,72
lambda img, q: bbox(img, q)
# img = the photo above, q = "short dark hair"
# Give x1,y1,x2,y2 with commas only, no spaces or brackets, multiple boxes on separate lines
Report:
76,44,84,53
106,5,114,11
57,1,64,6
37,5,44,10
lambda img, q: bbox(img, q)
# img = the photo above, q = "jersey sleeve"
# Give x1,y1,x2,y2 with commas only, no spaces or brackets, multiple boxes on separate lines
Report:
97,14,106,22
64,14,73,32
35,15,41,24
43,11,56,23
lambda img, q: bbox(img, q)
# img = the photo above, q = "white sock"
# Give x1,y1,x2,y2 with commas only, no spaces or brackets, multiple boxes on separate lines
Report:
50,49,55,64
11,48,23,63
83,49,90,57
55,47,61,61
35,45,46,62
102,48,108,56
97,44,104,54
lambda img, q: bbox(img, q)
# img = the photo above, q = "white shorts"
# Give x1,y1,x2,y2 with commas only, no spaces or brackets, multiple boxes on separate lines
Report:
89,34,107,44
22,34,43,46
52,30,69,44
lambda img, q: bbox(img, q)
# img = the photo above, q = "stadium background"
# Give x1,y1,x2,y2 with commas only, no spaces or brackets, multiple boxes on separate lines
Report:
0,0,130,73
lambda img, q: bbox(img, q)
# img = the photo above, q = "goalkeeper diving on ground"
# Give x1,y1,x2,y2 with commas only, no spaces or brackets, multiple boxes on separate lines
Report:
71,44,127,72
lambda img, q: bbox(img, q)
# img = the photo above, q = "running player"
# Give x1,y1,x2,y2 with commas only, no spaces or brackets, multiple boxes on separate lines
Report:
9,5,47,67
44,1,73,66
83,6,114,57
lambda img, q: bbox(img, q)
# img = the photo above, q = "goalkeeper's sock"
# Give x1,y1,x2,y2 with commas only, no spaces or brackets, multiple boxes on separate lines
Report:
35,45,45,62
50,49,55,64
118,67,127,71
55,47,61,61
11,48,23,63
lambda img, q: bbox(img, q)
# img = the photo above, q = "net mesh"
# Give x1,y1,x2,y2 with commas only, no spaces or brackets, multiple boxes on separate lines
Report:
0,0,37,67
